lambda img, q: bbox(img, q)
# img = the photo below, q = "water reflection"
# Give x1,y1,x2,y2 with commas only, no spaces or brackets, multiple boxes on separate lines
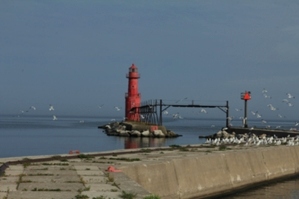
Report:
124,137,166,149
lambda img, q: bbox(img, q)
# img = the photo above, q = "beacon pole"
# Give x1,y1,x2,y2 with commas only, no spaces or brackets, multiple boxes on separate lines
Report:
241,91,251,128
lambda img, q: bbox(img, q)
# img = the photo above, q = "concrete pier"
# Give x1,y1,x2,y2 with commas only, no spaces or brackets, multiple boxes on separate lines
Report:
1,145,299,199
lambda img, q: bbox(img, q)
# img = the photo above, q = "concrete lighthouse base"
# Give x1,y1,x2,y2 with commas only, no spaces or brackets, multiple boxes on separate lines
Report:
98,121,182,138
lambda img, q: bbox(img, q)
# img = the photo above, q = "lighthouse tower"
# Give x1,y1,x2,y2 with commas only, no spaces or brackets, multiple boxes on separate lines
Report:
125,64,141,121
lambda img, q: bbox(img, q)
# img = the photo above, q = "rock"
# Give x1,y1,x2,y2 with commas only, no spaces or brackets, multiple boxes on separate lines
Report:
141,130,150,137
153,130,165,137
131,130,141,137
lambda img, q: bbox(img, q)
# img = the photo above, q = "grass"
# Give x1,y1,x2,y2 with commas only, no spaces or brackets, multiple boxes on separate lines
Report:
75,194,89,199
31,188,61,191
108,157,141,162
119,191,137,199
143,195,161,199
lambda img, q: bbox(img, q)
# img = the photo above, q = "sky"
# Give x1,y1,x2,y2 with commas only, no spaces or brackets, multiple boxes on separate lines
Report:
1,1,299,122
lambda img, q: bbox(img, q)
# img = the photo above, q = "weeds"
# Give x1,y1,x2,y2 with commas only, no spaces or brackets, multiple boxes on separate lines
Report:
119,191,137,199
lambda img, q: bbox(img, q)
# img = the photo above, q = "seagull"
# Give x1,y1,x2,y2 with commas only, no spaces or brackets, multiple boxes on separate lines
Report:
295,122,299,126
282,99,289,103
287,102,293,107
251,111,257,116
30,106,36,110
200,108,207,114
49,105,55,111
262,88,268,93
162,110,169,115
278,114,285,118
267,104,277,111
235,108,242,112
175,97,188,103
114,106,121,111
98,104,104,109
261,119,267,124
53,115,57,121
286,93,295,99
263,93,272,99
256,113,262,118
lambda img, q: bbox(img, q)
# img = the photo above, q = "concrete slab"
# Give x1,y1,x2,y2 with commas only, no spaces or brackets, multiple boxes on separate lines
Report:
0,176,18,183
5,165,24,176
7,191,78,199
24,167,77,176
0,192,8,199
73,165,100,170
22,175,81,183
18,182,84,192
0,182,17,192
81,190,122,199
81,176,107,183
76,170,102,176
88,183,119,192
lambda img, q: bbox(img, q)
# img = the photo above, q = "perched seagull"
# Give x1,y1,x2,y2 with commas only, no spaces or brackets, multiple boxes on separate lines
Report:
53,115,57,121
286,93,295,99
114,106,121,111
49,105,55,111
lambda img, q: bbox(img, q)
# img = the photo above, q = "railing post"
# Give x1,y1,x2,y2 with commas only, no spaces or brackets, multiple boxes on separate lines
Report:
226,100,229,127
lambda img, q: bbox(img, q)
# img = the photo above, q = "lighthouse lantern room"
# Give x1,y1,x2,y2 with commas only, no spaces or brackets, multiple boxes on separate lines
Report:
125,64,141,121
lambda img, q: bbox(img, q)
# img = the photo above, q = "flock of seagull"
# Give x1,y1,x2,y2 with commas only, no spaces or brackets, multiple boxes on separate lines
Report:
246,89,297,129
16,89,297,127
205,133,299,147
164,89,298,132
18,104,123,121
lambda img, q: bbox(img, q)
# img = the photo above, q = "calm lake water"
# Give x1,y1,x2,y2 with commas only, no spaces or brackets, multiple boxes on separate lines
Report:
1,114,299,198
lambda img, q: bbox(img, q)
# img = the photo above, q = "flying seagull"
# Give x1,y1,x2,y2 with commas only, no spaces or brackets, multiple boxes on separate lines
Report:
49,105,55,111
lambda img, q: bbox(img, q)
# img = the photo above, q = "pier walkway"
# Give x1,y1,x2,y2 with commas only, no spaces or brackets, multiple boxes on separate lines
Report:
2,144,299,199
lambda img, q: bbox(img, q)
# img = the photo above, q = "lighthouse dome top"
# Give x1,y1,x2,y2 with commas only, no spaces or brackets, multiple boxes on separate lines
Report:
129,63,138,73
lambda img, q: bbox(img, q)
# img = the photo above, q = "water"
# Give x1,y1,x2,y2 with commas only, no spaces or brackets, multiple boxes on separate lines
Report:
1,114,299,198
0,115,225,158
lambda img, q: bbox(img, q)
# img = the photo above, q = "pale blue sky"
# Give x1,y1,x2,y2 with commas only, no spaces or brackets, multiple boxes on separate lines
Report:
1,1,299,121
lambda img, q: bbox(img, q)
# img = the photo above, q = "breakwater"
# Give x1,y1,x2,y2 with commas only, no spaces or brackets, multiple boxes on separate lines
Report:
119,145,299,199
2,145,299,199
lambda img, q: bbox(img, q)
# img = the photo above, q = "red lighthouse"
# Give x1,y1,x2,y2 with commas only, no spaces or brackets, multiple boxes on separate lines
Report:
125,64,141,121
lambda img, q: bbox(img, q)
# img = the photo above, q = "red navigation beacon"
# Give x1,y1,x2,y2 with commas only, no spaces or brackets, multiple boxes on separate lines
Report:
125,64,141,121
241,91,251,101
241,91,251,128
